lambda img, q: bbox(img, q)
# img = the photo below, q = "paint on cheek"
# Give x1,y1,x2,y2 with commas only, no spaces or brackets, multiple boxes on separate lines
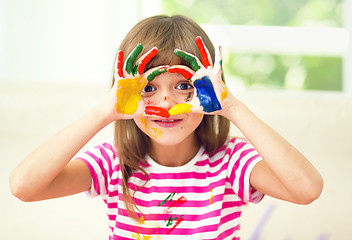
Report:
145,106,170,118
138,118,163,139
115,76,147,114
151,128,163,138
194,76,221,112
168,103,193,116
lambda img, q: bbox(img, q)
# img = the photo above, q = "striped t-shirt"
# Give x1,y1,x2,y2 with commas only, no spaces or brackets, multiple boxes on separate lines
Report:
78,137,264,240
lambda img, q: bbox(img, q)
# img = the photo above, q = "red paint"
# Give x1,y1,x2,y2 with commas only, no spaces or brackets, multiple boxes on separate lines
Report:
138,47,158,74
145,106,170,118
117,50,124,77
195,36,211,68
164,196,187,214
168,67,193,80
164,96,167,101
167,217,184,235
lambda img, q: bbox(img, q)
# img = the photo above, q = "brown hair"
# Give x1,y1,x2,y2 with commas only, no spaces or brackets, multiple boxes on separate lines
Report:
113,15,230,218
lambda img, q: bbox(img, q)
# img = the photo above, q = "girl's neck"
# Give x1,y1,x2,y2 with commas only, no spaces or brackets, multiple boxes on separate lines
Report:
149,134,200,167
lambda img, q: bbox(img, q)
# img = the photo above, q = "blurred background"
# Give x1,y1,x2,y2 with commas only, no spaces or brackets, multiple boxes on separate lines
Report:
1,0,351,240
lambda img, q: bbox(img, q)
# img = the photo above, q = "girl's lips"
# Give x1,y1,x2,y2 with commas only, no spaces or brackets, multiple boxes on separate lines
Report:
153,119,182,128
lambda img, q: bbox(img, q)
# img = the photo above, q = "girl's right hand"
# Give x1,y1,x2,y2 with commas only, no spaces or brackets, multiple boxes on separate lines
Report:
100,44,158,121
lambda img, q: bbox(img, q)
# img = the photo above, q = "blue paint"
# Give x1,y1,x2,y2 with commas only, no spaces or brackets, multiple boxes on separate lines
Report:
194,76,221,112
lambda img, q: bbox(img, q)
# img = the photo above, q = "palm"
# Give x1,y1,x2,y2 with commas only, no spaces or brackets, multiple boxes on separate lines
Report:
167,36,229,116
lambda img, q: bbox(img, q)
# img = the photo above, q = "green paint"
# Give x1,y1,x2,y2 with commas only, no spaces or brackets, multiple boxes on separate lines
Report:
185,92,191,102
158,191,176,206
174,49,201,72
126,43,143,75
147,67,168,82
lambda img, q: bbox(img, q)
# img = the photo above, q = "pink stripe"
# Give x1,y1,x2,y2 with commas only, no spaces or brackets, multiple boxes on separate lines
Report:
96,145,113,177
86,151,109,194
195,157,222,167
228,148,256,185
238,155,260,201
214,225,240,240
126,177,226,194
79,158,100,195
131,162,228,181
132,193,224,209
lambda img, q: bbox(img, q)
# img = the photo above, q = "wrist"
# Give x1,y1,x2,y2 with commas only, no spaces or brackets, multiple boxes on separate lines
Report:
90,103,116,127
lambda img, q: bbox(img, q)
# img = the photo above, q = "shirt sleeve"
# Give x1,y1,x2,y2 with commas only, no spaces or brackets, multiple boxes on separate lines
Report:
226,138,264,204
75,139,118,198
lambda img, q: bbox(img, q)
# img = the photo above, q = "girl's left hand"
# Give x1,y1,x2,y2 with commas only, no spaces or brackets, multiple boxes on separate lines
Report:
166,36,233,117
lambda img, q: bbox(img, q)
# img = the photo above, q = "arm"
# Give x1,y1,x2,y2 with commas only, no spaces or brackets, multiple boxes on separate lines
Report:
221,95,323,204
10,44,158,202
9,106,112,201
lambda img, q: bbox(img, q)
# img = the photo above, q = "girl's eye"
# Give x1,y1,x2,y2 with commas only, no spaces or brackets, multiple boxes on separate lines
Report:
142,85,156,93
176,82,193,90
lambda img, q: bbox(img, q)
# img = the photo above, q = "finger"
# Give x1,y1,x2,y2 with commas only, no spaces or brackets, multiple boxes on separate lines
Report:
137,47,158,75
125,43,143,75
144,65,168,82
195,36,212,68
167,65,194,81
116,50,124,78
145,106,170,118
174,49,201,72
213,45,223,74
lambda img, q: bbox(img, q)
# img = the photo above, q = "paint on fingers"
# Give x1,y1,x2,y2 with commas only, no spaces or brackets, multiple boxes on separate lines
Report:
145,106,170,118
116,50,124,78
126,43,143,75
167,67,193,81
194,76,222,112
169,103,193,116
115,75,146,114
195,36,211,68
174,49,201,72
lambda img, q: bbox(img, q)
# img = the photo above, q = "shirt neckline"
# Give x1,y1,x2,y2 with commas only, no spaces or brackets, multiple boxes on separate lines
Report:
145,146,205,173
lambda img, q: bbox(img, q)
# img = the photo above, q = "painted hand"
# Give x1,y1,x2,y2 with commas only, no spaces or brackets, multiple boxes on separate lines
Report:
111,44,158,119
167,36,228,116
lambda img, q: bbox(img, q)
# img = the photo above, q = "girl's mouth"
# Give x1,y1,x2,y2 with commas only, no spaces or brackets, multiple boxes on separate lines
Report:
153,119,182,128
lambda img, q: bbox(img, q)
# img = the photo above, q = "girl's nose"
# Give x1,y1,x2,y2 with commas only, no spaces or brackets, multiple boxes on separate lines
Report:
156,95,176,110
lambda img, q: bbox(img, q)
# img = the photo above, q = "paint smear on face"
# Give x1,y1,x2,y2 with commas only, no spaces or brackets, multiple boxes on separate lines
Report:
194,76,221,112
151,128,163,138
169,103,192,116
139,118,164,139
115,76,147,114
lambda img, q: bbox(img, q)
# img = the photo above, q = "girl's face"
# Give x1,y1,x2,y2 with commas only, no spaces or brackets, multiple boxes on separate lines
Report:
134,71,203,146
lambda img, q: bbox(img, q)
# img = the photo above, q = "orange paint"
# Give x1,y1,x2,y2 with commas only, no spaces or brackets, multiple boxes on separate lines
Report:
115,76,147,114
210,188,214,204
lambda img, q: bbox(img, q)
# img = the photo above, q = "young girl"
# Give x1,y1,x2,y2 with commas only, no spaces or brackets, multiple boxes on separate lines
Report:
10,15,323,239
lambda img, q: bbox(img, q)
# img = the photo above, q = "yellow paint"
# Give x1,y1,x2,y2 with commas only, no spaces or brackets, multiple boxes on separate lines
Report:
169,103,192,116
210,188,214,204
138,118,163,139
220,87,228,101
139,216,145,224
115,76,147,114
139,118,148,128
132,232,151,240
151,128,163,138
